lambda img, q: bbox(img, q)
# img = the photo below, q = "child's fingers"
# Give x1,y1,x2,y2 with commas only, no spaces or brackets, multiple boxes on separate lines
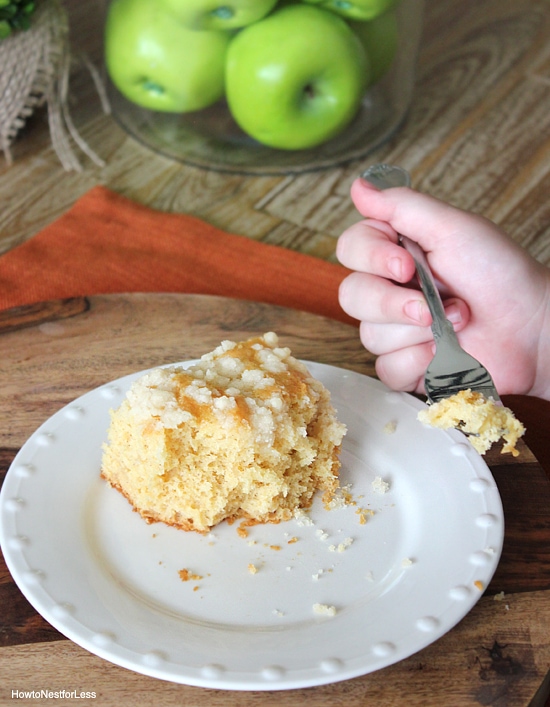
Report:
339,271,431,326
374,343,435,393
336,219,416,283
359,320,433,355
358,297,469,355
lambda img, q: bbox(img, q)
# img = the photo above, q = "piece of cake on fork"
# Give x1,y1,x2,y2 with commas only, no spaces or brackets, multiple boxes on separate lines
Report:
417,388,525,456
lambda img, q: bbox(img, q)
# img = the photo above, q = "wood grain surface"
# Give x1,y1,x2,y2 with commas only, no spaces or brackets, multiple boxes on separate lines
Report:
0,0,549,267
0,294,549,706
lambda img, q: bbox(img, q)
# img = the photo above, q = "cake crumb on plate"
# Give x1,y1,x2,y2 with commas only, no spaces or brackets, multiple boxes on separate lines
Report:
178,568,203,582
313,603,337,617
372,476,390,494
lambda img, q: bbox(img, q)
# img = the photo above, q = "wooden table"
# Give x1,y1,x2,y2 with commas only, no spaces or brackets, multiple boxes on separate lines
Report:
1,0,550,704
0,293,549,707
1,0,550,265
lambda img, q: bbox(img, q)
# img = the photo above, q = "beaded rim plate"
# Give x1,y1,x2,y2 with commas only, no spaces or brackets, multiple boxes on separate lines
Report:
0,361,503,691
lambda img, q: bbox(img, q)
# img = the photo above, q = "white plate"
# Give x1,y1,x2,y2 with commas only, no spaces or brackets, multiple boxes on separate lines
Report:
0,362,503,691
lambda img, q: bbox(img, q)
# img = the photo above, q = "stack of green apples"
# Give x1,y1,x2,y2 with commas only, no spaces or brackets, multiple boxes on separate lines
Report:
105,0,401,151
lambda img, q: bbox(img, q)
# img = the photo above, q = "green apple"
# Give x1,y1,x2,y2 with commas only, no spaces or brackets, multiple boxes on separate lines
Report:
350,9,398,85
301,0,398,21
225,5,370,150
105,0,231,113
158,0,279,30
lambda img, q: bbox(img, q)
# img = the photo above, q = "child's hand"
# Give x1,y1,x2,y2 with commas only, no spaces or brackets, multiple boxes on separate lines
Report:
337,178,550,400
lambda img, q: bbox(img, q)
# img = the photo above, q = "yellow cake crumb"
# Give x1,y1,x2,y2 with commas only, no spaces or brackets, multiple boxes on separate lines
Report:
101,332,346,533
417,389,525,456
356,507,374,525
178,569,203,582
237,524,249,539
329,537,354,553
325,483,355,510
372,476,390,494
313,603,337,617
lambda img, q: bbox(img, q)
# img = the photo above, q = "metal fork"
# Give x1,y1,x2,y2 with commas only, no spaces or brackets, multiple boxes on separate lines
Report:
361,163,501,404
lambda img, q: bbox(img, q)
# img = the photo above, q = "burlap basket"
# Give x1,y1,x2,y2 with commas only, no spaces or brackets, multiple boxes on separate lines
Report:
0,0,107,171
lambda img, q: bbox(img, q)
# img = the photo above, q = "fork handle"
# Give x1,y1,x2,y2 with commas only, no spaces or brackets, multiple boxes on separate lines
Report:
399,235,458,344
359,163,459,346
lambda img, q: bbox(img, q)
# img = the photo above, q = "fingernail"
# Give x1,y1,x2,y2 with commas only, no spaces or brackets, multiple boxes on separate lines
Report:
388,257,402,280
404,299,425,323
445,303,462,325
358,176,379,189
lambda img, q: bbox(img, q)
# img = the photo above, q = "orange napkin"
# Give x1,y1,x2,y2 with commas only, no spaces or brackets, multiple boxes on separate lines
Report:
0,185,355,325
